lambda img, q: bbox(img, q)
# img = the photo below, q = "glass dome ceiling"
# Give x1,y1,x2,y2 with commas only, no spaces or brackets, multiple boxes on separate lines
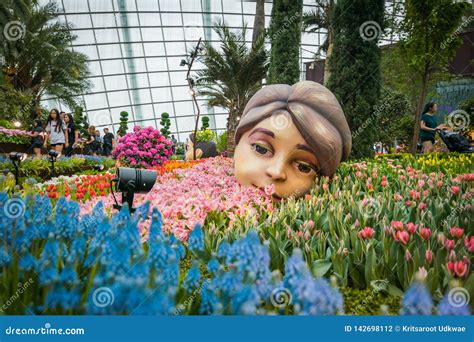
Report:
41,0,402,142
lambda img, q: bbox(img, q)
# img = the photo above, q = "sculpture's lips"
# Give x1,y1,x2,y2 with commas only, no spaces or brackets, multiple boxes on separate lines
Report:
252,184,282,202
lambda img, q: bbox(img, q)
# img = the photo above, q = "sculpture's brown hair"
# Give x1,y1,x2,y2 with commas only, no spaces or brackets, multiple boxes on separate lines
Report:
235,81,352,177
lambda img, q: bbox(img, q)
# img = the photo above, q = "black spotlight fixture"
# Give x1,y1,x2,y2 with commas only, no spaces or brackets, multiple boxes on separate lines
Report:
111,167,157,213
94,164,105,172
48,150,61,178
180,59,188,67
9,152,27,185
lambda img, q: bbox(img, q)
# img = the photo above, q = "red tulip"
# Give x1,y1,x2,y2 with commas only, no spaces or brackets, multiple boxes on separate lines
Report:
420,228,432,240
391,220,404,231
464,236,474,253
418,202,427,211
406,222,418,234
394,231,410,245
450,186,460,195
449,227,464,239
445,239,455,250
358,227,375,239
425,249,433,264
448,260,468,277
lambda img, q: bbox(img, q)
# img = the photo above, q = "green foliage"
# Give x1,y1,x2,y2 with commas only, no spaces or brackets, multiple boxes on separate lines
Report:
0,0,91,110
73,106,89,138
196,128,215,142
160,112,171,138
195,21,268,153
341,287,400,315
268,0,303,84
201,116,210,130
215,131,228,153
327,0,385,159
458,95,474,130
0,133,31,145
398,0,470,150
0,84,33,127
0,157,116,183
117,111,129,136
374,88,414,146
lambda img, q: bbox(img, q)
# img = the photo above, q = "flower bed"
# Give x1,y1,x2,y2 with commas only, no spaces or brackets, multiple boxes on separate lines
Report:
0,152,472,315
0,194,468,315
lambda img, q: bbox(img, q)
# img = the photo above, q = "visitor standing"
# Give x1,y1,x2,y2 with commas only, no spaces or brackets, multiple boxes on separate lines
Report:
171,134,177,153
420,102,447,154
64,113,79,157
102,128,115,156
44,108,68,154
84,126,98,155
95,130,103,155
30,119,44,159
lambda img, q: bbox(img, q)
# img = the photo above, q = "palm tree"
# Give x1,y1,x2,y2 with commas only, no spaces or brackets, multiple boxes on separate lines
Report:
0,0,90,117
195,22,268,156
302,0,336,85
252,0,265,46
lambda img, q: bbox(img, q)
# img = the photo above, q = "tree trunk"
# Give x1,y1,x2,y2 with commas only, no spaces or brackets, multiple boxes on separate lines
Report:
323,29,333,85
252,0,265,46
410,72,429,154
227,110,239,157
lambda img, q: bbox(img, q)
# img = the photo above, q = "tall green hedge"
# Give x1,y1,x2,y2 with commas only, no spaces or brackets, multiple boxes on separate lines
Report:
267,0,303,85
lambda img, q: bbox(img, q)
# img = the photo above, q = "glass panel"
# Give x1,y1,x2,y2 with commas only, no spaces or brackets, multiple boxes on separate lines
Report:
139,12,161,27
84,93,109,110
98,44,122,59
88,61,102,76
67,14,92,29
161,12,182,26
133,104,155,120
104,75,128,91
111,106,133,123
149,73,170,87
107,90,131,107
95,29,119,43
176,116,196,132
131,89,152,104
89,0,113,12
147,57,168,72
165,42,186,55
225,2,242,14
118,28,142,42
174,101,194,116
136,0,158,11
73,29,95,45
160,0,181,12
90,78,105,92
144,42,165,56
63,0,90,13
101,59,125,75
124,58,148,73
88,109,112,127
210,0,222,12
74,45,99,60
169,71,187,86
141,28,164,41
151,87,172,102
172,86,191,101
154,103,175,116
91,13,117,28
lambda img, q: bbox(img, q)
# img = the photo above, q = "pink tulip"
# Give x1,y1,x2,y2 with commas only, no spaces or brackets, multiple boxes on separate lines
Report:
449,226,464,239
420,228,432,240
425,249,433,264
391,220,404,231
450,186,460,195
445,239,455,250
406,222,418,234
358,227,375,239
394,231,410,245
465,236,474,253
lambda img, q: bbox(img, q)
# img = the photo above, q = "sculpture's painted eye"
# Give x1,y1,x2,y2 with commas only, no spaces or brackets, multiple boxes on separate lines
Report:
297,162,312,174
251,143,270,156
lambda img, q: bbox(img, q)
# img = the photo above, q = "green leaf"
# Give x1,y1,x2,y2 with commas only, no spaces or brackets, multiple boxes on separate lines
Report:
312,259,332,278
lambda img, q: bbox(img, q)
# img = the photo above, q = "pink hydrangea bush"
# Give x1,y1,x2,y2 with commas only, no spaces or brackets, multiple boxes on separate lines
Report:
113,126,173,168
